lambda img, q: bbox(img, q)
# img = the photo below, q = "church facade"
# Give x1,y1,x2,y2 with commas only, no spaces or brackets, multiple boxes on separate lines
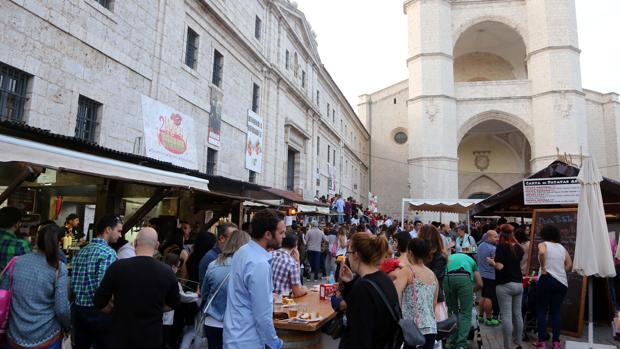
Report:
358,0,620,218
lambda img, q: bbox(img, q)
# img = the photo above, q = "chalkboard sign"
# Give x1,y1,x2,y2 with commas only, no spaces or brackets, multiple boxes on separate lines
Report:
527,208,586,337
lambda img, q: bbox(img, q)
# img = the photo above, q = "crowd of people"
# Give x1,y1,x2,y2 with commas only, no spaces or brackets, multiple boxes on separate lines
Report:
0,204,582,349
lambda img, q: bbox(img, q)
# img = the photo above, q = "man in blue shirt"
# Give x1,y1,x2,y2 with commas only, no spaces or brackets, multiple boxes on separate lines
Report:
476,229,500,326
335,195,345,224
224,209,285,349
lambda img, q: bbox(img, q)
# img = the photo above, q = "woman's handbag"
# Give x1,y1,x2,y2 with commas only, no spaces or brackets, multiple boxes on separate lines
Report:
0,257,17,344
195,272,230,338
363,278,425,348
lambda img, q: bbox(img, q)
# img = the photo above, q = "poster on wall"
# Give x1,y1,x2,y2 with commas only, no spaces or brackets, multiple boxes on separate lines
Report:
141,95,198,170
245,110,263,173
523,177,580,205
327,165,337,194
208,88,222,147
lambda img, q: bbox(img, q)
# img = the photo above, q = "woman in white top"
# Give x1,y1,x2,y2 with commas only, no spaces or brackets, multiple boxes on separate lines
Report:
536,225,573,349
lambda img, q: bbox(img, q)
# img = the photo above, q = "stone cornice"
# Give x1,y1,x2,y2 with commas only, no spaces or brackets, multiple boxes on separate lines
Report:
531,89,586,98
408,156,459,164
406,52,453,64
407,94,456,104
526,45,581,61
403,0,451,14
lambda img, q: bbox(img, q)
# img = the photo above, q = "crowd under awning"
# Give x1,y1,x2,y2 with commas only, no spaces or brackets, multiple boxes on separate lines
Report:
470,160,620,218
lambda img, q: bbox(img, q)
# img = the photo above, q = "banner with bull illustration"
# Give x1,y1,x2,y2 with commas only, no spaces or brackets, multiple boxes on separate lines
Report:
245,109,263,173
141,95,198,170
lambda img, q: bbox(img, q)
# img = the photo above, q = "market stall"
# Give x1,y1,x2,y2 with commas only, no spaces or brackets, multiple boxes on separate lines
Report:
400,198,482,231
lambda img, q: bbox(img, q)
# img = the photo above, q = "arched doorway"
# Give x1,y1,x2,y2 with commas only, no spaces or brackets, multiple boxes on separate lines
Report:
458,119,531,198
453,21,527,82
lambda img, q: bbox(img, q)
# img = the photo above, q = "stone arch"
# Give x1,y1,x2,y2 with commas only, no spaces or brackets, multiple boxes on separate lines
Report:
453,20,528,81
457,110,533,147
453,16,528,51
461,175,503,199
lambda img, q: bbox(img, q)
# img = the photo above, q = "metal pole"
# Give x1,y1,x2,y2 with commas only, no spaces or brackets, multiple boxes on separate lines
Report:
467,211,471,235
401,199,406,230
589,276,593,348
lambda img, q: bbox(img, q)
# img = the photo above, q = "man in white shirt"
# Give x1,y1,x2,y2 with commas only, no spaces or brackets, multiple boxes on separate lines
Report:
335,195,345,224
306,221,327,281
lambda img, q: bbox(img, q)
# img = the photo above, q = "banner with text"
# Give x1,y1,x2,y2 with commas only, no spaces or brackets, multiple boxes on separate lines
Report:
523,177,580,205
245,110,263,173
208,88,222,147
141,95,198,170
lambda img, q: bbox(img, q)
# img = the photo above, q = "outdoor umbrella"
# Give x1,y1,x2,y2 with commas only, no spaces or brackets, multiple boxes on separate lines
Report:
567,157,616,349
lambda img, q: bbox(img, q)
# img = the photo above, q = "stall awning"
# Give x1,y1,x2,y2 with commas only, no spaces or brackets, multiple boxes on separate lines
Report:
0,134,210,192
406,199,482,214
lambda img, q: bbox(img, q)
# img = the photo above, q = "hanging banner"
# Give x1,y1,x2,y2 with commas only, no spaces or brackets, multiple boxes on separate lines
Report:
141,95,198,170
328,165,337,194
523,177,580,205
245,110,263,173
208,88,222,147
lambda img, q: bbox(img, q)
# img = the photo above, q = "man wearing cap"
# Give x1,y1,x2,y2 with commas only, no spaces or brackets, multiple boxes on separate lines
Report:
271,233,307,298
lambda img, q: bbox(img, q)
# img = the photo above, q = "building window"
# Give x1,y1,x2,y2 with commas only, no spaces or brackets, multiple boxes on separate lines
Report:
249,170,256,183
317,136,320,156
326,103,330,117
0,63,30,122
285,50,290,70
94,0,112,10
332,109,335,123
207,148,217,175
185,27,199,69
254,16,262,40
252,83,260,113
75,95,101,143
332,149,335,166
327,145,331,163
394,131,408,144
301,70,306,88
316,90,319,106
212,50,223,87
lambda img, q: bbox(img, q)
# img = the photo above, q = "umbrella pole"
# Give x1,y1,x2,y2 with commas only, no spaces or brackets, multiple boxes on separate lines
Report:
589,276,593,348
467,211,470,235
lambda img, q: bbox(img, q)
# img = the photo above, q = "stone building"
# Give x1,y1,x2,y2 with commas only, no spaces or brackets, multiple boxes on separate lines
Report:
359,0,620,219
0,0,369,203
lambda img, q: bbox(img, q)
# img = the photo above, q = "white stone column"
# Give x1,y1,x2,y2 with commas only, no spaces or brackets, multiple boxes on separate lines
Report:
526,0,588,171
405,0,458,200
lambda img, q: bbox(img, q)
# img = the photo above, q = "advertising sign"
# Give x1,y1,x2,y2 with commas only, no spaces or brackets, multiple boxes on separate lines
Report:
141,95,198,170
208,89,222,147
245,110,263,173
523,177,580,205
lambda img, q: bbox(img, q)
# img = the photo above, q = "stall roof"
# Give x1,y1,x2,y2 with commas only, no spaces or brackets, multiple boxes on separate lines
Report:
246,187,328,207
470,160,620,217
407,199,482,214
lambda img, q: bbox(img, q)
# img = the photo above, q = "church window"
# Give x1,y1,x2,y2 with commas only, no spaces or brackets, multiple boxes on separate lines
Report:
394,131,408,145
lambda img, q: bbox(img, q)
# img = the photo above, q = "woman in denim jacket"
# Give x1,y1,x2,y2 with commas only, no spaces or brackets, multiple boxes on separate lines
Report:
1,224,70,349
200,230,250,349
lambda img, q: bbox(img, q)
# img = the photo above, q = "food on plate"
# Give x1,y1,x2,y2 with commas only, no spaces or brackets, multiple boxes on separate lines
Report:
282,297,295,305
336,255,346,263
299,312,311,320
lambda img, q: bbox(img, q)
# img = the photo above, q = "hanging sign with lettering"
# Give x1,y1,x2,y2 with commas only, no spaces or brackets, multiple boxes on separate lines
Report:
523,177,580,205
245,110,263,173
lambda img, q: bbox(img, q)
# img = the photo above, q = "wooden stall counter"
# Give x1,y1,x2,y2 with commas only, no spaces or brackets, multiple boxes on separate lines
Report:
273,291,337,349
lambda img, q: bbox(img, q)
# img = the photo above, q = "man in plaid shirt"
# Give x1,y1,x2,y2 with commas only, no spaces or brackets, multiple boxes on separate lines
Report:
0,207,30,270
71,215,122,349
272,233,307,297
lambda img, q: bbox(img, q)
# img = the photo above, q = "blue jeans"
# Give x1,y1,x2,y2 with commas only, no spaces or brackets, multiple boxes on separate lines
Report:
308,250,321,280
536,274,567,342
337,213,344,224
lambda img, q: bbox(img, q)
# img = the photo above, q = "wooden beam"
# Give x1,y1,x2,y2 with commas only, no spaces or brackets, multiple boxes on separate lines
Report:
0,165,42,205
122,187,171,235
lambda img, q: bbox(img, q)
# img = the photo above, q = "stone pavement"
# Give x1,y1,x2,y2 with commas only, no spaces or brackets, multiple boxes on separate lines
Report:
479,322,619,349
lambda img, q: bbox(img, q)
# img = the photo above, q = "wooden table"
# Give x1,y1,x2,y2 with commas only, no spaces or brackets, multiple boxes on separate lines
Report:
274,290,337,348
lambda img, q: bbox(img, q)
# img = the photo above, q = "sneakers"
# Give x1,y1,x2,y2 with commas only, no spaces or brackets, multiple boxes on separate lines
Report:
485,318,500,326
535,341,547,349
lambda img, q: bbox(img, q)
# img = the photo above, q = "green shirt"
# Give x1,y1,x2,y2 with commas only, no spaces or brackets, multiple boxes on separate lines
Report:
0,228,31,270
71,238,117,306
447,253,479,281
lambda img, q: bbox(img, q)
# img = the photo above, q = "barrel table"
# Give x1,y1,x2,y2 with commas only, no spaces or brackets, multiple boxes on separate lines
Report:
274,291,337,349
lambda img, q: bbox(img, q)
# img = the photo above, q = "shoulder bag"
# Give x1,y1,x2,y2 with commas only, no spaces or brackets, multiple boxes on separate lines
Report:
362,278,425,348
0,257,18,344
195,272,230,338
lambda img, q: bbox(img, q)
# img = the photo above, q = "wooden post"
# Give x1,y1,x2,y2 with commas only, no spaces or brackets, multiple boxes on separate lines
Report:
0,164,42,205
121,187,171,235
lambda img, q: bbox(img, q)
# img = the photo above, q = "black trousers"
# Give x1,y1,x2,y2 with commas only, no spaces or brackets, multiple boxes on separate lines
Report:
71,304,112,349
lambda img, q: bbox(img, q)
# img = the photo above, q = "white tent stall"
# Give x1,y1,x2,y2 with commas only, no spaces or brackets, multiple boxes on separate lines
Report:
400,198,482,232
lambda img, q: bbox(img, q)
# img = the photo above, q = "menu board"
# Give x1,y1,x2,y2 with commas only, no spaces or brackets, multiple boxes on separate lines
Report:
523,177,580,205
528,208,586,337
